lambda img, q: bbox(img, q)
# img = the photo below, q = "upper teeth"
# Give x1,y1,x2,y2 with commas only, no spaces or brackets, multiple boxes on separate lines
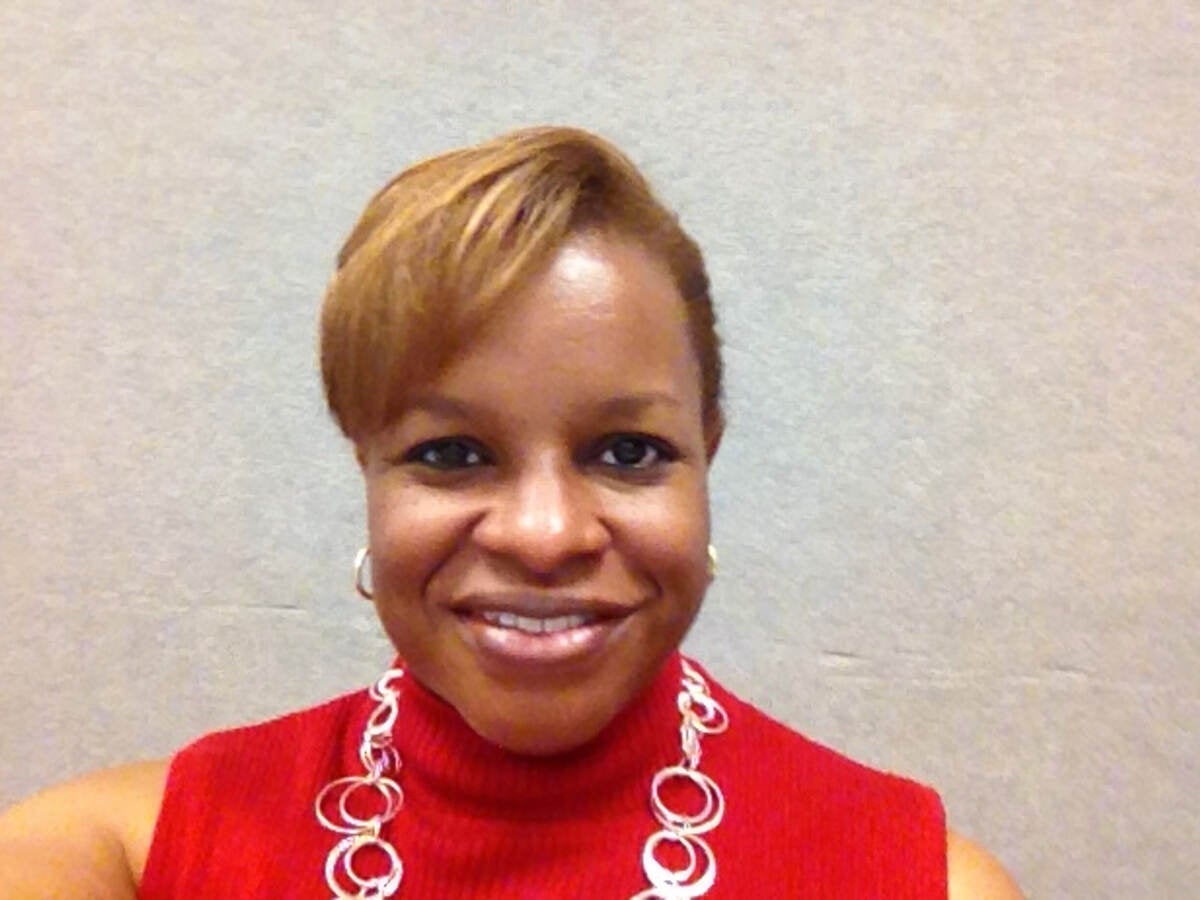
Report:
480,611,593,633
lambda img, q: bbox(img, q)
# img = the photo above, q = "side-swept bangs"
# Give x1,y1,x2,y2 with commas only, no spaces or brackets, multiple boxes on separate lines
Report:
320,126,720,443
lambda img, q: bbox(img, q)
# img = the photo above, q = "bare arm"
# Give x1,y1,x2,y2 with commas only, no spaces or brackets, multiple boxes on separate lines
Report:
0,761,166,899
948,830,1024,900
2,766,1020,898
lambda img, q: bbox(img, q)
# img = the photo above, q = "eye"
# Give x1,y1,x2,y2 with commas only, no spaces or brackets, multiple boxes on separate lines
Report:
403,437,489,470
597,434,676,470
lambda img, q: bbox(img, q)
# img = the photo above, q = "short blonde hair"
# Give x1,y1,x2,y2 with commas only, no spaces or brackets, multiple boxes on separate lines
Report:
320,126,722,443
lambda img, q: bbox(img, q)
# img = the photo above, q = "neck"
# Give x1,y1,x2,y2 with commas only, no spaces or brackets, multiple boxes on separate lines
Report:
357,653,685,819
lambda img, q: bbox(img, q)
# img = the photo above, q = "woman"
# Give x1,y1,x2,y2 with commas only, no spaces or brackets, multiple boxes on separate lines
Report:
0,126,1020,897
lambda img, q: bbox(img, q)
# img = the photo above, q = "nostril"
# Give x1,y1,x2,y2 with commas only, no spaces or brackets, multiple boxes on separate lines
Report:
471,478,608,571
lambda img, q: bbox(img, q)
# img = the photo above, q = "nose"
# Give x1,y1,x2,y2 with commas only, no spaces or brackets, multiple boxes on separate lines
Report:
472,456,609,577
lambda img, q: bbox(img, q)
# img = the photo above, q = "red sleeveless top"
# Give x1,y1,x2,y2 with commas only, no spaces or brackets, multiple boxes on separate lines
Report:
140,655,946,897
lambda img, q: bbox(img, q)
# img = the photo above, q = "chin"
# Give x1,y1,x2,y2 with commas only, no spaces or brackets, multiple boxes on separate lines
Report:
385,602,701,756
461,692,621,757
445,651,666,757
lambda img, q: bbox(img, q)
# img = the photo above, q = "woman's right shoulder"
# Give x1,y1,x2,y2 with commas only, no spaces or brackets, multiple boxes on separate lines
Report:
0,759,168,898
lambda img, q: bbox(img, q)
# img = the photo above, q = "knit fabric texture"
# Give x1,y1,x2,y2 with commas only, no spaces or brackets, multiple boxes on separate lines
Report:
139,654,946,898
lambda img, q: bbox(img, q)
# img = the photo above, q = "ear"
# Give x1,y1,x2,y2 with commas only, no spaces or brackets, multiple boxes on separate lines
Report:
703,413,724,463
354,443,368,471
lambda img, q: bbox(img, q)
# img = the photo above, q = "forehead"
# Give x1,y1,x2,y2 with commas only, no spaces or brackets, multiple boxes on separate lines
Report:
396,232,704,427
518,233,685,334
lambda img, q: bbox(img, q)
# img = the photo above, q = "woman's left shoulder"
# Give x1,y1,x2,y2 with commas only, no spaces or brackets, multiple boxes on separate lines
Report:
947,830,1024,899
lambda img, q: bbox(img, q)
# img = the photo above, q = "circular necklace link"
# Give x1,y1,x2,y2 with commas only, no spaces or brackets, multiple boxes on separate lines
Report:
314,660,728,898
317,669,407,898
638,658,728,898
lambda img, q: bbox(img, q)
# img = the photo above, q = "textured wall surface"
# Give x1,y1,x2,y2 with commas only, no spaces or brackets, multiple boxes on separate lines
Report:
2,2,1197,897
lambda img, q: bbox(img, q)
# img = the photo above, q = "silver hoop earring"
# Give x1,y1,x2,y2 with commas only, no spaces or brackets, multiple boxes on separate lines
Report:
354,547,374,600
707,544,719,579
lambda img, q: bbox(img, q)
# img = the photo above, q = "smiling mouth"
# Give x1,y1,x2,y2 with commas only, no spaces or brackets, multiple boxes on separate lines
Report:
477,611,598,634
455,599,632,669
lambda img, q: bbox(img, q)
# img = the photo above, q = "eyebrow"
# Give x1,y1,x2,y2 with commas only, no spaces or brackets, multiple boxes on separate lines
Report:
595,392,684,416
403,391,683,420
403,394,477,419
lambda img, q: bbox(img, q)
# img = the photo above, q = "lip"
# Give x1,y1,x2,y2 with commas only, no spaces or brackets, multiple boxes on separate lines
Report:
451,592,635,620
451,593,637,673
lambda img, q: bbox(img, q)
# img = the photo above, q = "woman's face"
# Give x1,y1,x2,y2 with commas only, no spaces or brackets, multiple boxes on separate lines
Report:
357,230,715,755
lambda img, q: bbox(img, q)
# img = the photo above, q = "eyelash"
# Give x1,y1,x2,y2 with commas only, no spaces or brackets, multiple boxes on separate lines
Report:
398,434,678,472
402,437,490,470
596,434,677,470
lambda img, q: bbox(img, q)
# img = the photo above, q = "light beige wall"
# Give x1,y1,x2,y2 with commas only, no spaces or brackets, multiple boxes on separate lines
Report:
2,3,1196,896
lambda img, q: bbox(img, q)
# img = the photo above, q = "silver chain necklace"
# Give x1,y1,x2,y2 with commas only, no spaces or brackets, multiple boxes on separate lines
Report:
315,659,729,899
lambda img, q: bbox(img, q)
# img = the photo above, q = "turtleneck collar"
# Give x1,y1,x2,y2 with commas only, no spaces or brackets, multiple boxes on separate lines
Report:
346,653,686,822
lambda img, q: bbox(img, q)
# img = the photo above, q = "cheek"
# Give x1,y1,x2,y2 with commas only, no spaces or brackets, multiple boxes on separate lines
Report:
365,484,462,595
364,489,463,665
618,486,710,589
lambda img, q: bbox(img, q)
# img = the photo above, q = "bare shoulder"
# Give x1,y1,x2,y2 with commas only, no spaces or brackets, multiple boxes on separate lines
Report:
947,829,1024,899
0,760,168,896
